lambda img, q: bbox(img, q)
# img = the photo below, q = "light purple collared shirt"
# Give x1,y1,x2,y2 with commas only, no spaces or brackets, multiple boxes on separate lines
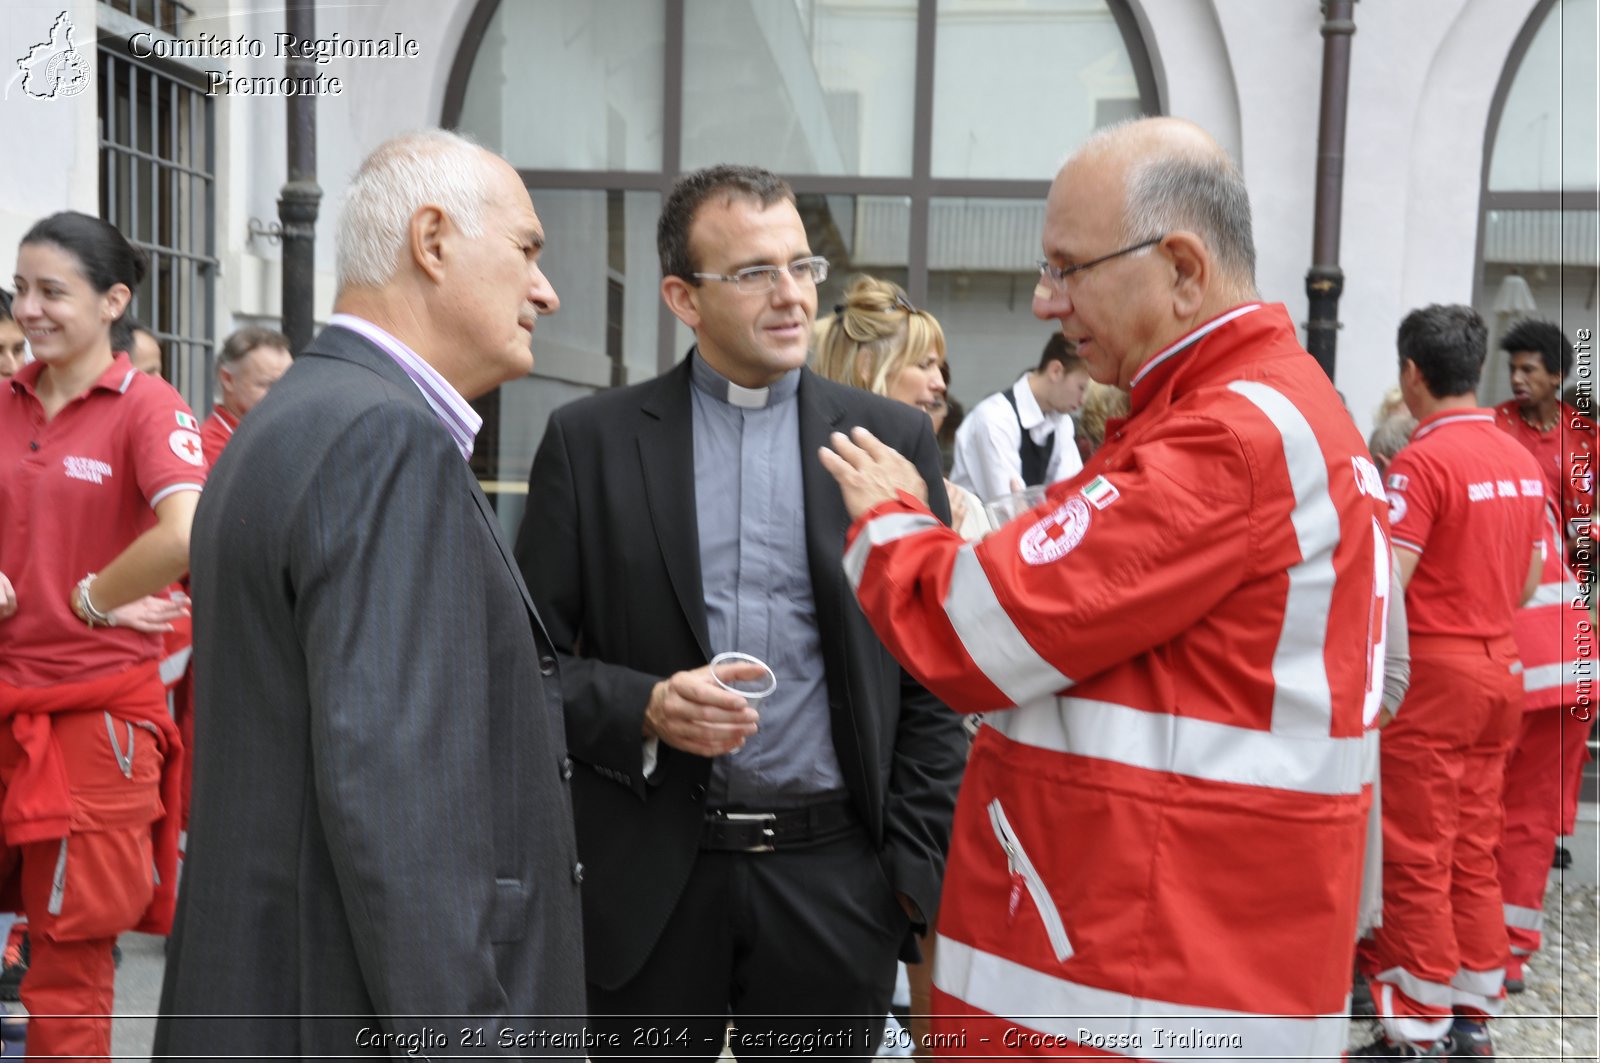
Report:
327,313,483,461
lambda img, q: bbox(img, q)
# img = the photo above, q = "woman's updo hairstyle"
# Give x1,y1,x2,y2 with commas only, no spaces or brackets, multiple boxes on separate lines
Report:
21,212,148,321
812,274,945,397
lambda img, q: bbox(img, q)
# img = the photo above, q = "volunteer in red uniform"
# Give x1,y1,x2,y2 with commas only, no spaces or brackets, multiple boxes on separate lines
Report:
1494,319,1596,565
199,325,292,462
1494,317,1595,851
0,212,201,1059
1356,305,1545,1060
0,291,25,381
821,117,1388,1061
1497,506,1592,993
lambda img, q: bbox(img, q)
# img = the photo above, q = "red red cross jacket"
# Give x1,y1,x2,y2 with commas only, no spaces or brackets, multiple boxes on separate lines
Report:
843,304,1385,1060
1513,510,1592,712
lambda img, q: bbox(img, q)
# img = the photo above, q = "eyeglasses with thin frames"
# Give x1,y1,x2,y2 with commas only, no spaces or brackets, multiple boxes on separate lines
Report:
1036,236,1163,293
693,256,830,294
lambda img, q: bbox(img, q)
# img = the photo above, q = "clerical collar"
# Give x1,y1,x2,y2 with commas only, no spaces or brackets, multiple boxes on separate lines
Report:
689,349,799,409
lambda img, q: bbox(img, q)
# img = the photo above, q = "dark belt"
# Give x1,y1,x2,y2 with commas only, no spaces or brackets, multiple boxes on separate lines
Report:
699,800,858,853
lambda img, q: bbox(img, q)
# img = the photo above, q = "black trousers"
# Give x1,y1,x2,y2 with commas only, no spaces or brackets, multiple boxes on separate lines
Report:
587,826,908,1062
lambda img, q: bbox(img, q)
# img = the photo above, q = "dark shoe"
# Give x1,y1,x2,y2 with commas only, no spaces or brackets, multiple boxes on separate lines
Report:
1351,970,1377,1018
1504,957,1524,995
111,942,122,968
1554,845,1572,869
0,936,27,1004
1351,1033,1446,1059
1443,1018,1494,1059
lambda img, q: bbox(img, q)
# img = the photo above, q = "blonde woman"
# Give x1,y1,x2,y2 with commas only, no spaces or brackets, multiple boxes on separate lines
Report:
1073,378,1130,461
814,275,990,539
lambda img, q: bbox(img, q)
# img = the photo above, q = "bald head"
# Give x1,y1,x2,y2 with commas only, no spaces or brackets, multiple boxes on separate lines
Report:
1064,118,1257,296
1074,116,1221,164
1033,118,1260,389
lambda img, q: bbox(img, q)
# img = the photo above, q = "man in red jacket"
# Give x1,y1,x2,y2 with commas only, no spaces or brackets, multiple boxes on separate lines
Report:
821,117,1387,1061
1357,305,1545,1059
200,326,292,461
1494,319,1594,562
1492,318,1595,994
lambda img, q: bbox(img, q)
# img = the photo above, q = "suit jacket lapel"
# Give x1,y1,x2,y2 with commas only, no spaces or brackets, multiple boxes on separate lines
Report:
638,361,713,660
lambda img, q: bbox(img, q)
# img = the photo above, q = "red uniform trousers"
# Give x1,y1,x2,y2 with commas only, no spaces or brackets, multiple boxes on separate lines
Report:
0,708,164,1061
1360,635,1522,1047
1497,706,1593,966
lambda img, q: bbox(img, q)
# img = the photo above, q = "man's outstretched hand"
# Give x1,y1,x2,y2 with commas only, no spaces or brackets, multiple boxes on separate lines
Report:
818,427,929,522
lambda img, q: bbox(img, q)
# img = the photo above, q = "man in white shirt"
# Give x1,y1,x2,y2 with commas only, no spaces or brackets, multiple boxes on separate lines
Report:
950,334,1090,500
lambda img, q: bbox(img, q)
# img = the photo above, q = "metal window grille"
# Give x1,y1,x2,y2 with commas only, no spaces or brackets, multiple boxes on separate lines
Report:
97,37,217,410
100,0,193,36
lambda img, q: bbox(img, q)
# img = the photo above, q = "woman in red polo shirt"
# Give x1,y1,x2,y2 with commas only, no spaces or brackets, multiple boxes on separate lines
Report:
0,212,202,1059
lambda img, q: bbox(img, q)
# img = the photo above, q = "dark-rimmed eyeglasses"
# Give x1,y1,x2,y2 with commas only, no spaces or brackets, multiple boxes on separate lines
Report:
693,256,830,294
1036,236,1163,292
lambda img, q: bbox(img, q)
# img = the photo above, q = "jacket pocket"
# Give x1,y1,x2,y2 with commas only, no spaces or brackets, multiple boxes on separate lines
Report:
489,878,529,944
987,798,1073,963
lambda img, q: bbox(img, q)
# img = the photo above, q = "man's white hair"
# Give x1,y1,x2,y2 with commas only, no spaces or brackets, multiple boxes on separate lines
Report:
1071,119,1258,292
336,129,491,291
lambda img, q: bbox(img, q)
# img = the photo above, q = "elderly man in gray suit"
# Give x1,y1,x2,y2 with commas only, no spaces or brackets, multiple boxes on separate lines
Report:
153,130,584,1056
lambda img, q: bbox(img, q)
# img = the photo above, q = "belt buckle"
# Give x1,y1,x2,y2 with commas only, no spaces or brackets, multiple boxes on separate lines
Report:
719,811,778,853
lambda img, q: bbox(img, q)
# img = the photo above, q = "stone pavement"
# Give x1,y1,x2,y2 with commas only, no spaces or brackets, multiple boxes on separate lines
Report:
38,821,1599,1058
110,931,163,1057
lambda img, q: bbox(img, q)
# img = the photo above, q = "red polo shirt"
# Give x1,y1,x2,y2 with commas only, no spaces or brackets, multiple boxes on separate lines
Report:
1493,400,1596,534
1386,409,1546,638
199,404,238,468
0,354,207,687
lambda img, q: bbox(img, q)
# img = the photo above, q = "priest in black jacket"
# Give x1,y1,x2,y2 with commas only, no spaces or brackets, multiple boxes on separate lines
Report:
517,164,966,1060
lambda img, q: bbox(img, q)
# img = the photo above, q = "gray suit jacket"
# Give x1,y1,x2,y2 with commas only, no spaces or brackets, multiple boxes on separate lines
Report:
155,325,584,1057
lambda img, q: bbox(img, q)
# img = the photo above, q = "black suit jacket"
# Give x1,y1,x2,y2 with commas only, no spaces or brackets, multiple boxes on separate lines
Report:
156,326,585,1056
516,356,966,991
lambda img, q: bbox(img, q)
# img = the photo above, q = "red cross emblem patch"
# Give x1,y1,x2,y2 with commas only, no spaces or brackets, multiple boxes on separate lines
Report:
169,429,205,467
1019,496,1092,566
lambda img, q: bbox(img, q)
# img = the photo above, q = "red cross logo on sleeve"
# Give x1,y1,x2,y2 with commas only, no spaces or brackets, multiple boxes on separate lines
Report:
168,429,206,467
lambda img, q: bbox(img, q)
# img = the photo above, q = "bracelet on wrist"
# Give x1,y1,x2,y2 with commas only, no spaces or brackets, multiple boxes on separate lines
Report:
74,573,116,628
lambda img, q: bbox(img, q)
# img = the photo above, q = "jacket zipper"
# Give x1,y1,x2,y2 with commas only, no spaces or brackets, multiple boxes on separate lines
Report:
987,798,1073,963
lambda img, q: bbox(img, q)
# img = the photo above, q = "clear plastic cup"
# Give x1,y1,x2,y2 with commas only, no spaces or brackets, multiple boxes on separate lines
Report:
983,484,1047,526
709,651,777,755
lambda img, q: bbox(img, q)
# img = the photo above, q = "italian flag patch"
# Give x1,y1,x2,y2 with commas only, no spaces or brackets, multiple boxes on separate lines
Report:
175,411,200,431
1079,475,1120,510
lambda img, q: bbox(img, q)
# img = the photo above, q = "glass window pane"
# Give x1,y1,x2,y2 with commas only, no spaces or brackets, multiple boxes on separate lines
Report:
800,192,910,312
933,0,1143,179
527,189,663,388
473,188,661,514
682,0,917,176
925,197,1053,412
457,0,665,171
1488,0,1598,192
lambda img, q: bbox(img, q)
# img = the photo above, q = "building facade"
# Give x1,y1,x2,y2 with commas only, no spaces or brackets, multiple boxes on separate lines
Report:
1,0,1595,530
